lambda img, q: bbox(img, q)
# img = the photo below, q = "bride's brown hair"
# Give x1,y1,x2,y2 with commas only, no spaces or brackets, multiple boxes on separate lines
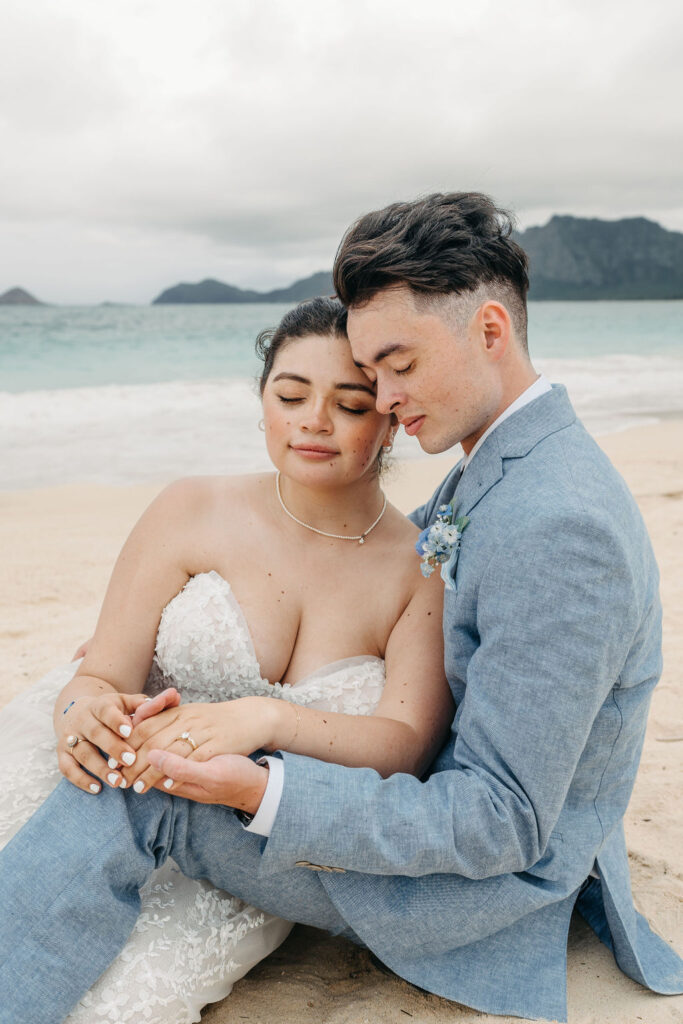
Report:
255,296,348,396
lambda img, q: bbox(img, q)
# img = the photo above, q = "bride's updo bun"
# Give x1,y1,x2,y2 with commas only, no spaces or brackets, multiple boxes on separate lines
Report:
256,296,348,395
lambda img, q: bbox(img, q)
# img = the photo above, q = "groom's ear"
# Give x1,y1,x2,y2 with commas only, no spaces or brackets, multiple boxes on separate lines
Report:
476,301,511,362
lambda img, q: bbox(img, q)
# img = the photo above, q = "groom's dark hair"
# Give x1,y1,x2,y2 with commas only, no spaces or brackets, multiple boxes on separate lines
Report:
333,192,530,345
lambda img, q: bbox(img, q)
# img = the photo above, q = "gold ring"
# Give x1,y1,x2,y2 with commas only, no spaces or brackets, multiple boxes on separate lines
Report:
66,735,80,750
175,731,197,751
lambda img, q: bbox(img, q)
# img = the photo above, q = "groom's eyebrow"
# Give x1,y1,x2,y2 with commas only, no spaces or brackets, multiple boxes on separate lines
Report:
354,343,409,369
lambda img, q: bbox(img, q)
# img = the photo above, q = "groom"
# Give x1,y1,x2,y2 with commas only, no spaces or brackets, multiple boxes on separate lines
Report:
1,193,681,1023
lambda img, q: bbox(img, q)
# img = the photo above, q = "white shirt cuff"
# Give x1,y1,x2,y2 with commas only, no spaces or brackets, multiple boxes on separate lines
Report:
243,756,284,836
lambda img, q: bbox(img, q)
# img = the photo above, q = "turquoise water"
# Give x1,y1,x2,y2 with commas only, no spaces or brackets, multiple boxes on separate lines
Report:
1,300,681,393
0,304,292,392
1,300,682,489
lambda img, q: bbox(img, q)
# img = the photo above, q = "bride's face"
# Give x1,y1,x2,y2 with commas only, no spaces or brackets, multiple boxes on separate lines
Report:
261,332,394,486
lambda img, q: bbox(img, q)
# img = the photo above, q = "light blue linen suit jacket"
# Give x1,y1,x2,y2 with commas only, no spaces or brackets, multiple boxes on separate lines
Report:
259,385,683,1021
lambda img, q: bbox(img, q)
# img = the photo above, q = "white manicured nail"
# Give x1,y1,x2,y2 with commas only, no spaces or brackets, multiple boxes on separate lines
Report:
119,778,128,789
163,778,174,789
121,751,136,766
119,724,132,738
108,757,118,769
89,783,101,793
107,773,119,786
133,780,145,793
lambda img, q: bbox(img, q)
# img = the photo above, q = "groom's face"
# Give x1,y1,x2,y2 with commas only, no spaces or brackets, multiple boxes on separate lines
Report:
347,285,502,455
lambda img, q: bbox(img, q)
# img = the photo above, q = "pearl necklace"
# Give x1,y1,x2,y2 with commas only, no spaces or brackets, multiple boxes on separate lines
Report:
275,472,387,545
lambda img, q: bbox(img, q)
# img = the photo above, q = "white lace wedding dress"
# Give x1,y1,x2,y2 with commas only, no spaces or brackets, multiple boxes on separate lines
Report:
0,571,386,1024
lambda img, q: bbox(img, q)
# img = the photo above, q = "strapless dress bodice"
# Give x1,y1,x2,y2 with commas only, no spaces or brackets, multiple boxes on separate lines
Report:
147,570,386,717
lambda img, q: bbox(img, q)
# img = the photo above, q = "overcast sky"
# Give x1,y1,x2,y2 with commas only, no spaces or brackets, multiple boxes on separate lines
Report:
1,0,681,303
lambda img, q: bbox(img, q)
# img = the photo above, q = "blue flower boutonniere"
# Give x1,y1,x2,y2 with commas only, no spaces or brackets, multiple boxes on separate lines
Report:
416,503,469,589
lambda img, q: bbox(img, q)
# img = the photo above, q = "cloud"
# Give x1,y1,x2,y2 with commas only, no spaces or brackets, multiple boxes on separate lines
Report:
0,0,681,301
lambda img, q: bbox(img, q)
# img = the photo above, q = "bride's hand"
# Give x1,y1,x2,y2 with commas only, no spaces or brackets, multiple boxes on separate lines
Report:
58,688,181,794
118,696,283,794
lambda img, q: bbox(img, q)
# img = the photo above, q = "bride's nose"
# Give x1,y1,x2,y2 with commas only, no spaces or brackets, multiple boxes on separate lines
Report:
300,399,333,433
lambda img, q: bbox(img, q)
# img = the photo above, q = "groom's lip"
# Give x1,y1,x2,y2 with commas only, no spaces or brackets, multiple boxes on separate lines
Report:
403,415,425,436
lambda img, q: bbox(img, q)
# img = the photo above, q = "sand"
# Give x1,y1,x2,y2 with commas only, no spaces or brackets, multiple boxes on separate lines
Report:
1,421,681,1023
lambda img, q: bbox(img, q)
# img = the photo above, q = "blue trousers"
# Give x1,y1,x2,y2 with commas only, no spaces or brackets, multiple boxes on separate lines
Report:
0,779,353,1024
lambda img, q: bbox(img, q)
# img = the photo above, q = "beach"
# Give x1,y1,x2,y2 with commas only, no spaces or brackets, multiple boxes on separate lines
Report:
1,421,681,1023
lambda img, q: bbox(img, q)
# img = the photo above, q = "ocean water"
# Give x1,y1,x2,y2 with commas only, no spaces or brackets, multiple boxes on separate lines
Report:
1,301,682,489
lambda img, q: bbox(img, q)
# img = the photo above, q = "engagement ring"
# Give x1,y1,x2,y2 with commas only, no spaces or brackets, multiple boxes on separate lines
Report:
66,735,80,750
175,731,197,751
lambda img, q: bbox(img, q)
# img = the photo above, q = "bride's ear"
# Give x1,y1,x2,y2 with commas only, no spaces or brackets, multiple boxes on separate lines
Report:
382,418,398,450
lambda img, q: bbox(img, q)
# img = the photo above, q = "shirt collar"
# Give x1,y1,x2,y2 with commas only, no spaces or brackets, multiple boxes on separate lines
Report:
462,374,552,470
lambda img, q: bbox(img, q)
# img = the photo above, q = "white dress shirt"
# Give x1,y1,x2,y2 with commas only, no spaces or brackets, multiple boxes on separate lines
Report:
245,375,552,836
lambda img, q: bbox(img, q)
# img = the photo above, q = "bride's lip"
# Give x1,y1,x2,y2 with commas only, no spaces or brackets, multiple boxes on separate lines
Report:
290,445,340,459
402,415,425,437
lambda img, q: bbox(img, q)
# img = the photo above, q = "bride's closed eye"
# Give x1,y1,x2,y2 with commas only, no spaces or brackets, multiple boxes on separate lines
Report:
394,362,414,376
338,404,371,416
276,394,371,415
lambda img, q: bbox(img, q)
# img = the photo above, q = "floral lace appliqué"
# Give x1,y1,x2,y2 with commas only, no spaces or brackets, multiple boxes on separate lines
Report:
0,570,386,1024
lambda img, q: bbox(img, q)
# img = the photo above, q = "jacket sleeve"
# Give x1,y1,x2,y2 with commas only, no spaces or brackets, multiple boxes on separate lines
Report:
258,507,654,879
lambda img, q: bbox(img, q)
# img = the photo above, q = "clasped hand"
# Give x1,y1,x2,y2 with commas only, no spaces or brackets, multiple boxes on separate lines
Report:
59,689,276,813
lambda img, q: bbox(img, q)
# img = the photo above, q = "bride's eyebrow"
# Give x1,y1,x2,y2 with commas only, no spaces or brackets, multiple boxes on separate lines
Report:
272,373,310,385
271,373,375,397
335,382,376,396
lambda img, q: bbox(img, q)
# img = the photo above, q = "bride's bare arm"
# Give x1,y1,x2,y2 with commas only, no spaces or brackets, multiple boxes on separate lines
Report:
263,570,452,778
53,479,204,792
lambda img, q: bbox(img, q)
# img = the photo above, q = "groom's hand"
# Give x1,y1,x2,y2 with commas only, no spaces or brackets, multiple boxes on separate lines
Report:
147,750,269,815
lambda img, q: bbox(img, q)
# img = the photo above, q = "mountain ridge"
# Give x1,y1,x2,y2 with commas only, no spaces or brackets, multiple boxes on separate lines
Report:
152,271,334,305
151,217,683,304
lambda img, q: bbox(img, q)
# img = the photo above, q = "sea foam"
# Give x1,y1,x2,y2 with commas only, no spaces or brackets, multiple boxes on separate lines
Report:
2,355,683,490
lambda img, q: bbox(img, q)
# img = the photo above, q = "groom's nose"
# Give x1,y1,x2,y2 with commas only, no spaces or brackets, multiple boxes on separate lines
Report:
375,377,403,416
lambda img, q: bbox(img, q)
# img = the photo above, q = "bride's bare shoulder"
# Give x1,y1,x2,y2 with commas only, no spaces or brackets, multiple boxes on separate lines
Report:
150,474,273,516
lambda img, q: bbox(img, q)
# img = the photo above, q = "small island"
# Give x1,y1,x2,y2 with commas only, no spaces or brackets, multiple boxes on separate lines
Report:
0,287,45,306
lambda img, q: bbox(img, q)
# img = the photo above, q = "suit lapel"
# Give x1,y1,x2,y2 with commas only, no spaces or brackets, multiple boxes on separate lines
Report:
452,444,503,519
452,385,576,519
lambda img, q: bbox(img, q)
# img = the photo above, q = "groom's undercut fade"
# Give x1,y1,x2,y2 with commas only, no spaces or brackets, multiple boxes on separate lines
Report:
333,192,530,348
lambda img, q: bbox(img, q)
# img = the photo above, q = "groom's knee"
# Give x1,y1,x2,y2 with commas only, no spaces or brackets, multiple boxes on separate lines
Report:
47,778,175,871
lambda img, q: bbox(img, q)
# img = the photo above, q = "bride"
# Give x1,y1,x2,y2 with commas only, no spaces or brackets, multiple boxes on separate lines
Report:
0,296,451,1024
